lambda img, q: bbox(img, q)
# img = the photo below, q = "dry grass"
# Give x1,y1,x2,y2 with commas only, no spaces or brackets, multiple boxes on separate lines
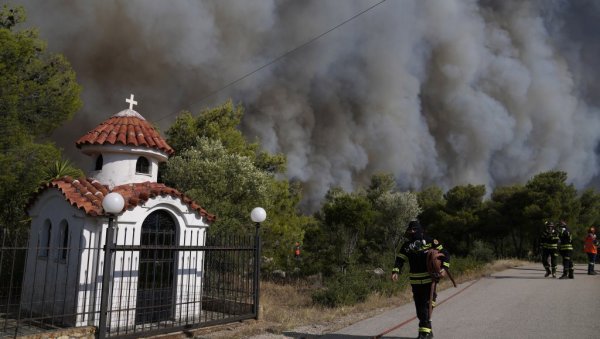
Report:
194,259,529,338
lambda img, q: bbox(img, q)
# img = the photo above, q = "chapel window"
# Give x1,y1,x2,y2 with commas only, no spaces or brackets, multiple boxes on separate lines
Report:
58,220,69,261
39,219,52,257
136,156,150,174
95,154,103,171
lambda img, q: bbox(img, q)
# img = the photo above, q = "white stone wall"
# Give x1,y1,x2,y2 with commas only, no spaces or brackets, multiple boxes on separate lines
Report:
23,190,86,326
80,144,167,187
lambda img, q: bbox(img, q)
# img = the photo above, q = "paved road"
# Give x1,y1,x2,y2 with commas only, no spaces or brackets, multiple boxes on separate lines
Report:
283,263,600,339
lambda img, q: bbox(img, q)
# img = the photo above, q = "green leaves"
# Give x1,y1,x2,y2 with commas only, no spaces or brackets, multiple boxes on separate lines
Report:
306,174,420,276
0,20,81,138
0,5,25,30
41,159,84,183
164,137,270,223
164,103,308,271
0,6,82,229
0,140,61,228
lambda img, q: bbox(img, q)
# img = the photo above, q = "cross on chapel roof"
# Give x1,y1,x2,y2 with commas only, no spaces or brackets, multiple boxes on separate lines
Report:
126,94,138,110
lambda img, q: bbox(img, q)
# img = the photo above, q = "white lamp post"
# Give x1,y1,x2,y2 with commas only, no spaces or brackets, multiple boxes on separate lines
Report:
250,207,266,319
250,207,266,225
98,192,125,338
102,192,125,215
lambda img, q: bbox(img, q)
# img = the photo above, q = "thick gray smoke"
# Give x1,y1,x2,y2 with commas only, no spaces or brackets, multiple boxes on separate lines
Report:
12,0,600,210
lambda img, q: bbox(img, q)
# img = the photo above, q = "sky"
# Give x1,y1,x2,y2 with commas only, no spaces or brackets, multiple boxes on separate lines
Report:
9,0,600,210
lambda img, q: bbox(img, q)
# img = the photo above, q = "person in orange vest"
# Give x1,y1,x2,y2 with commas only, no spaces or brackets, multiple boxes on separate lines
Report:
294,242,301,259
584,227,598,275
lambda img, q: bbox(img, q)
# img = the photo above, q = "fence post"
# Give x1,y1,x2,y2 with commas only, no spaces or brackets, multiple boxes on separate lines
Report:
253,222,261,319
97,217,116,339
250,207,266,320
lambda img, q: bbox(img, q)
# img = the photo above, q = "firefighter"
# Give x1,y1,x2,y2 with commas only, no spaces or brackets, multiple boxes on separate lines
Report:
557,221,574,279
391,220,450,339
584,227,598,275
540,221,559,278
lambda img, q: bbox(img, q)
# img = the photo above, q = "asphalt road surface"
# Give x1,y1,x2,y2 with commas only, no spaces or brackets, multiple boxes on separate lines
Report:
287,263,600,339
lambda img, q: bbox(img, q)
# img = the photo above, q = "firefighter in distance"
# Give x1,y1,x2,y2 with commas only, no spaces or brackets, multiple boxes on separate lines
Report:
540,221,559,278
557,221,574,279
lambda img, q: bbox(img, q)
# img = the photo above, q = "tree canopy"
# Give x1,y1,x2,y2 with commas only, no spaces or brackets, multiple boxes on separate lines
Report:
0,6,81,141
163,101,306,271
304,174,420,276
166,100,285,173
0,5,82,228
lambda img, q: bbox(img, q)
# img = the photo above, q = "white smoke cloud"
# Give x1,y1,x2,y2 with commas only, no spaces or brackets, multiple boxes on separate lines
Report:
12,0,600,210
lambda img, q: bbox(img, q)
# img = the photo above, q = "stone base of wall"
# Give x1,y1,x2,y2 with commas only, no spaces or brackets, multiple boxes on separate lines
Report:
17,326,95,339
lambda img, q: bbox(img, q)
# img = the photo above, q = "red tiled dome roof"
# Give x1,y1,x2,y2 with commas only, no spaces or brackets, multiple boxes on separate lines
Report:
75,109,174,156
28,177,215,222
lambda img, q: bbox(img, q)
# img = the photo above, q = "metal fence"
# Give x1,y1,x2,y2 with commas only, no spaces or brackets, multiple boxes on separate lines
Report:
0,227,259,338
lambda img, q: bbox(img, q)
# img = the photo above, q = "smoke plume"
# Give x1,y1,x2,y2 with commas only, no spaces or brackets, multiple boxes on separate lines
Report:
12,0,600,210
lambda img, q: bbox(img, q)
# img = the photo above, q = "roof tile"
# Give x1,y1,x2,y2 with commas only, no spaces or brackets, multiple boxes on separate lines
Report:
76,110,174,155
28,177,214,222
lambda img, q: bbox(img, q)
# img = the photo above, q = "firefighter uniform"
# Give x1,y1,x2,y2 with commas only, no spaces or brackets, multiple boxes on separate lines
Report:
540,222,559,278
557,222,574,279
392,221,450,339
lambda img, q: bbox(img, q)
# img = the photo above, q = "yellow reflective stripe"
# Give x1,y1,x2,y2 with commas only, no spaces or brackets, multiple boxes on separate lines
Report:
392,268,400,273
436,244,444,250
410,272,430,278
410,278,433,284
419,327,432,333
443,262,450,268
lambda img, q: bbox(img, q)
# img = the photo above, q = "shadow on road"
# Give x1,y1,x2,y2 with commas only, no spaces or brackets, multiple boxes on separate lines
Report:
489,275,547,279
283,331,411,339
491,265,591,279
510,266,545,272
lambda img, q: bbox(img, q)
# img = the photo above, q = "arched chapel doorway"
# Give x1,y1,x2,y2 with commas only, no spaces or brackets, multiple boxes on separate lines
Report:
135,210,177,324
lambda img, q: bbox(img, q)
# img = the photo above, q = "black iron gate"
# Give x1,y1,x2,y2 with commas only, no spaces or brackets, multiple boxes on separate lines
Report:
135,210,176,325
0,226,260,339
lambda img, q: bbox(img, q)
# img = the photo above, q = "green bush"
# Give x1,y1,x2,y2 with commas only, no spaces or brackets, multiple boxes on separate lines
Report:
311,266,410,307
449,255,486,275
469,240,495,263
312,270,370,307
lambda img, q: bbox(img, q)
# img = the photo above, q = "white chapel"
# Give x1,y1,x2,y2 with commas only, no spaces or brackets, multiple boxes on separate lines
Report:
22,95,215,329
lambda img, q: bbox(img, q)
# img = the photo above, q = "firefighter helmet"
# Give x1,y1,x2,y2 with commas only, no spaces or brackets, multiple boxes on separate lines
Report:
405,220,423,239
